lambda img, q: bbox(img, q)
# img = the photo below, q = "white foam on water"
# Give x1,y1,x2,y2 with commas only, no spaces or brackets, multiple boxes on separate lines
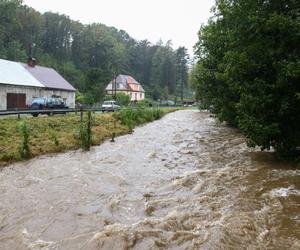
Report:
270,186,300,198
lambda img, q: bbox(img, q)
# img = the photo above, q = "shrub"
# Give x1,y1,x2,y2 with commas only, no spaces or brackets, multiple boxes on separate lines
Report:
18,121,31,159
118,108,137,133
136,99,152,108
117,107,162,132
116,93,131,106
78,111,93,151
152,108,162,120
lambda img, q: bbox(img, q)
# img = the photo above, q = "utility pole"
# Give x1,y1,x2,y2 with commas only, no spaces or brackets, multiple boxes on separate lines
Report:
111,74,117,142
30,43,36,58
114,74,117,101
181,78,184,106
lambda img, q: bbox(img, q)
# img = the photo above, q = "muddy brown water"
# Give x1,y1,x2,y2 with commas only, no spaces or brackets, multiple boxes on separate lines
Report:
0,110,299,250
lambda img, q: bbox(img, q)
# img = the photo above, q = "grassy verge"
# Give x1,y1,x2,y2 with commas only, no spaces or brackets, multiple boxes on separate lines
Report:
0,107,179,167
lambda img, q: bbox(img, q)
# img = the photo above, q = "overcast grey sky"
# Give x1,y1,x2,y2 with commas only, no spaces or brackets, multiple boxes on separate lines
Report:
23,0,215,56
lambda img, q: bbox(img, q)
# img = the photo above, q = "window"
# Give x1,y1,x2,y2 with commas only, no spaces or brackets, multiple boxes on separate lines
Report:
32,97,46,105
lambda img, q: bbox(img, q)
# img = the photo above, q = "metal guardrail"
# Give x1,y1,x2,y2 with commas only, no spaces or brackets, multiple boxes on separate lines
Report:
0,108,116,118
0,105,182,118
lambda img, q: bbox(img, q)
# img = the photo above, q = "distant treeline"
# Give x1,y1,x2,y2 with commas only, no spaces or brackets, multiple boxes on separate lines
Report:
0,0,189,103
192,0,300,156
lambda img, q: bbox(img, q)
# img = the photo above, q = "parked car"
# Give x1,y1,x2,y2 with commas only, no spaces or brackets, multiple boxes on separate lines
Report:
30,97,68,117
160,100,175,106
101,100,120,112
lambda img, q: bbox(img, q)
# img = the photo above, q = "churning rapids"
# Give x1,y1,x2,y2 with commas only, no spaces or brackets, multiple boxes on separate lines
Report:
0,110,299,250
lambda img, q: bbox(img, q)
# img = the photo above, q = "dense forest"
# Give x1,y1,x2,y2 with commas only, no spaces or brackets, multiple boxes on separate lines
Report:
0,0,189,103
192,0,300,156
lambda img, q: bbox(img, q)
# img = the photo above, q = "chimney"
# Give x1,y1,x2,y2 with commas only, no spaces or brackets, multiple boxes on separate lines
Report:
27,57,36,67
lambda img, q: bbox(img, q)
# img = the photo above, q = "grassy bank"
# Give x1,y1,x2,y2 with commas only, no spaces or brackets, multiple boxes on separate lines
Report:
0,107,179,166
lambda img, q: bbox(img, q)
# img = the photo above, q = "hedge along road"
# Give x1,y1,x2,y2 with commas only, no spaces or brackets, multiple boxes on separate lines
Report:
0,110,299,249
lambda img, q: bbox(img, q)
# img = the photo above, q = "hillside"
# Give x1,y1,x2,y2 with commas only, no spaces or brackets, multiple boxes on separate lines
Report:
0,0,189,103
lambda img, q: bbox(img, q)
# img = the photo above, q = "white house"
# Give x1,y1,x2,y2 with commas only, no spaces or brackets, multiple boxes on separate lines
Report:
0,58,76,110
105,74,145,101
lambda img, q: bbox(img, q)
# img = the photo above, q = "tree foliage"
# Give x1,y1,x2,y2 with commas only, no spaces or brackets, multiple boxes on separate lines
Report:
0,0,190,102
116,93,130,107
193,0,300,156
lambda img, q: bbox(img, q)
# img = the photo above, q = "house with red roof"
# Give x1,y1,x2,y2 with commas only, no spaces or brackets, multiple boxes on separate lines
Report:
105,74,145,101
0,57,76,110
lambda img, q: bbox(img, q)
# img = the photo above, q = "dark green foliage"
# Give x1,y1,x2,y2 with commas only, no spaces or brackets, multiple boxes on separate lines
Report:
84,68,107,104
193,0,300,156
136,98,153,108
152,108,162,120
116,93,130,106
0,0,190,102
79,111,93,151
117,108,162,132
175,47,189,103
117,109,137,133
18,121,30,159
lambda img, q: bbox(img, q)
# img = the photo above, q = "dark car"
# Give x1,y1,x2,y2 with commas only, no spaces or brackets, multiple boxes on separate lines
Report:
30,97,68,117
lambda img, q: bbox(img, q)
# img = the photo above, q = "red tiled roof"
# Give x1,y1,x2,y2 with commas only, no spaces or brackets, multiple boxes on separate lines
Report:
106,74,145,92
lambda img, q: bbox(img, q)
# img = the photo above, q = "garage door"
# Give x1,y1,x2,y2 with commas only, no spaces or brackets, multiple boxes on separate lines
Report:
7,93,26,109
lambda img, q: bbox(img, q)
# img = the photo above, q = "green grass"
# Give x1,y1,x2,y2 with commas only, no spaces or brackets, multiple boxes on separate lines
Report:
0,107,179,166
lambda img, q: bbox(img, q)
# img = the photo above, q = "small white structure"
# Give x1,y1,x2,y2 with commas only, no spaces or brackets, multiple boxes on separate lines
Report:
105,74,145,101
0,58,76,110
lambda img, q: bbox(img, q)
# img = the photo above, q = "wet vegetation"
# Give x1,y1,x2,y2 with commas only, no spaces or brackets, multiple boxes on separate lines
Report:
78,110,93,151
0,0,190,103
18,121,31,159
192,0,300,157
0,108,178,166
116,108,162,133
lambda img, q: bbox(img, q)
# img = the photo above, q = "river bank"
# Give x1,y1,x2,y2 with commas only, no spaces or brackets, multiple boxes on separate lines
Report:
0,108,178,166
0,110,299,249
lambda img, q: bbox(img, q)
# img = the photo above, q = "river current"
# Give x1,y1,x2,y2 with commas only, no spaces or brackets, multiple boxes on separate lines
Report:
0,110,299,249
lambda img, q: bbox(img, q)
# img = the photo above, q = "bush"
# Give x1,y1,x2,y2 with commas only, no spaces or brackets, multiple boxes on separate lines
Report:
78,111,93,151
117,107,162,132
136,99,153,108
116,93,131,106
152,109,162,120
117,108,137,133
18,121,31,159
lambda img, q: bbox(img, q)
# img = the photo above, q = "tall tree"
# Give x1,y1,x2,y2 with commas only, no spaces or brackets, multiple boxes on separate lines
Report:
194,0,300,156
151,41,176,95
0,0,22,57
175,46,189,103
0,0,193,103
42,12,73,60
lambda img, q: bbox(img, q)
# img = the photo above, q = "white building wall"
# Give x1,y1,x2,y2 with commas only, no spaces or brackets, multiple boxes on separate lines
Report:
129,91,145,101
0,84,75,110
0,89,6,110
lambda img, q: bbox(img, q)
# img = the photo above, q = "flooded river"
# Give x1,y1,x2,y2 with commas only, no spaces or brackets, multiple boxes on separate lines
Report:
0,110,299,249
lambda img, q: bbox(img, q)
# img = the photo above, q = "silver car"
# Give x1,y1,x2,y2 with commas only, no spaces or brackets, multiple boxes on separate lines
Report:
101,100,120,112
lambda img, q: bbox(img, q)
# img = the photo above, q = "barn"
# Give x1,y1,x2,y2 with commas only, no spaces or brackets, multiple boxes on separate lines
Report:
0,58,76,110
